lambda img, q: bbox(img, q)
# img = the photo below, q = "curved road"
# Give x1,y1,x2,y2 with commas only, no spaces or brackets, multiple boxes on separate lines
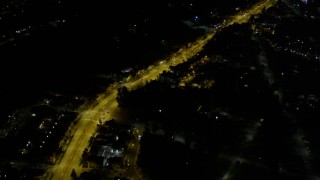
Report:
47,1,277,179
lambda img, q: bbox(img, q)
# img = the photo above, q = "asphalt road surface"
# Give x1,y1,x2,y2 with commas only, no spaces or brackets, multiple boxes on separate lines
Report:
47,1,276,179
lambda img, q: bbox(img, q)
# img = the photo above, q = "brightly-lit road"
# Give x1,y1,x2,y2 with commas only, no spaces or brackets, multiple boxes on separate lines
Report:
47,1,276,179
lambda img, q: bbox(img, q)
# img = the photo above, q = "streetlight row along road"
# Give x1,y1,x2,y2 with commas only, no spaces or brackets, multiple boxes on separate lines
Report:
47,1,277,179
